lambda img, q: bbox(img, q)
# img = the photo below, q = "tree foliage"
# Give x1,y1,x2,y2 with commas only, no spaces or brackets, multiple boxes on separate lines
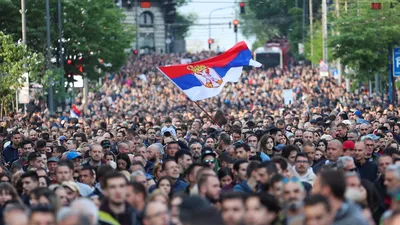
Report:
0,32,44,114
241,0,320,52
329,0,400,81
0,0,135,80
173,12,196,39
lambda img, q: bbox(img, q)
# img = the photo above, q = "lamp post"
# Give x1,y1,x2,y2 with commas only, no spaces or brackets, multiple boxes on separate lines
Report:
208,6,234,50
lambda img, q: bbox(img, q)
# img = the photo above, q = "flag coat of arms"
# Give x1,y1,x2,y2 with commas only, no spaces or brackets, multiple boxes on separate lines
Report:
158,41,262,101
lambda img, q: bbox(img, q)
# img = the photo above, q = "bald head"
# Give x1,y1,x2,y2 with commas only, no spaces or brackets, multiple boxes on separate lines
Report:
326,139,343,162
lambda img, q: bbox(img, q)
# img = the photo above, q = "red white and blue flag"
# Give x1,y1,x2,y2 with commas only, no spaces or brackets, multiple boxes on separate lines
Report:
158,41,262,101
70,104,81,118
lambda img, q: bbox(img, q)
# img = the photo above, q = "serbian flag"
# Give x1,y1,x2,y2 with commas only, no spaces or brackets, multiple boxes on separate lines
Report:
70,104,81,118
158,41,262,101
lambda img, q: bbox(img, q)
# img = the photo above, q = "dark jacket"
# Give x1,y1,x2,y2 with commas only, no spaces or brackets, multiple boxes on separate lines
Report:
99,200,140,225
3,144,18,164
333,200,369,225
356,160,378,182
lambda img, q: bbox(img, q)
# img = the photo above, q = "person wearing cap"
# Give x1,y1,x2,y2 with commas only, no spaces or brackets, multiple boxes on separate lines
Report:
47,157,59,182
202,148,217,170
342,140,355,157
66,151,82,169
101,139,112,152
62,181,81,204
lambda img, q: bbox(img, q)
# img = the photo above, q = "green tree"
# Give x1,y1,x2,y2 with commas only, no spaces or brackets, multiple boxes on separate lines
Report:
0,32,44,116
329,0,400,81
0,0,134,81
172,12,196,39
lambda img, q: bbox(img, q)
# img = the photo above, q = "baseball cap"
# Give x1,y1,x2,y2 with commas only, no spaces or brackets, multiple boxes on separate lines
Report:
342,140,355,150
101,140,111,148
66,151,81,160
62,181,80,195
353,110,362,117
47,157,59,163
59,136,67,142
201,148,217,159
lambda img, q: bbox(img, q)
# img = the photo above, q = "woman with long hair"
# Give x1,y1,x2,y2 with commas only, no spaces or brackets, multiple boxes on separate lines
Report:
156,176,173,197
0,182,21,207
257,134,275,157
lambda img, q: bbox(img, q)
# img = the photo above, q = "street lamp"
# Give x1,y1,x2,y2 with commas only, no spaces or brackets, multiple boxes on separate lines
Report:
208,6,234,50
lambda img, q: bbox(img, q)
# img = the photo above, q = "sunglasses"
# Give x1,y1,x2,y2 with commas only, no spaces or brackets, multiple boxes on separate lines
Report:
282,177,299,184
203,159,215,164
347,168,357,172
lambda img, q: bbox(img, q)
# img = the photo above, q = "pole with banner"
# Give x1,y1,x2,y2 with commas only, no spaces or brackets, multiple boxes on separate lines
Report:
392,47,400,104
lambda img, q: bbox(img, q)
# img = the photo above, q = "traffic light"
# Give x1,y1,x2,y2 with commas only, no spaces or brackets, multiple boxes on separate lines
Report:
140,0,151,8
208,38,214,50
133,49,139,55
233,19,239,33
239,2,245,14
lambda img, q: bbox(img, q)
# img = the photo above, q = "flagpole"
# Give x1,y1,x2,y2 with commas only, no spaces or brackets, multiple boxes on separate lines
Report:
192,101,221,127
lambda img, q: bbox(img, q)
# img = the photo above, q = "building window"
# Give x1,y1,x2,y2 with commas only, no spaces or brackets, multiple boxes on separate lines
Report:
139,11,154,27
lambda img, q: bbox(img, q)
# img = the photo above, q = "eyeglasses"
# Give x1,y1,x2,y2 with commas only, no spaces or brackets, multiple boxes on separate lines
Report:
203,159,215,164
282,177,299,184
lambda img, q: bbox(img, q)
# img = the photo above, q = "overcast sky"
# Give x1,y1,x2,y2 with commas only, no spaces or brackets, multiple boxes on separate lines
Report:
178,0,255,52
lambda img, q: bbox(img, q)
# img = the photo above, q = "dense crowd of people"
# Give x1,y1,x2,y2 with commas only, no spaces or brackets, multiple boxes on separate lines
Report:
0,51,400,225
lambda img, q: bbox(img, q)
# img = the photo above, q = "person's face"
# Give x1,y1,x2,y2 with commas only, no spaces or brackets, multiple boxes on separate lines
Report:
176,130,183,138
12,134,22,146
38,177,47,187
245,197,276,225
386,132,394,141
105,155,114,163
31,157,44,169
295,156,310,174
166,144,179,158
344,160,357,173
180,155,193,170
91,146,104,162
158,179,171,195
295,141,303,150
326,142,342,162
97,129,104,136
394,126,400,135
232,133,241,142
269,181,283,199
317,141,326,151
336,126,347,138
236,147,248,160
303,146,315,162
136,147,147,158
247,136,258,147
359,125,369,135
117,159,128,170
143,202,170,225
379,156,393,174
203,155,216,169
282,181,305,205
22,177,38,195
288,151,297,164
303,132,313,142
105,177,127,205
64,187,78,203
204,176,221,201
205,138,215,147
119,144,129,154
23,144,34,154
0,191,12,206
256,167,270,185
4,209,28,225
220,175,233,187
65,140,76,150
164,161,180,179
354,142,365,162
47,162,57,174
266,138,274,150
55,187,68,207
304,203,332,225
347,133,358,142
56,166,72,183
190,143,202,158
364,140,374,158
235,162,248,182
79,170,94,186
29,212,56,225
222,198,245,225
346,175,361,189
116,132,125,142
384,170,400,192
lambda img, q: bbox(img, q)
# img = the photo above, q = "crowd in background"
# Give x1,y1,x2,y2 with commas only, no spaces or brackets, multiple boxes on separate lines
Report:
0,52,399,225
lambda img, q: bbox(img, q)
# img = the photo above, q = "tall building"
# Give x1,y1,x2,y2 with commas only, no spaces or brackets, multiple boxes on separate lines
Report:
117,0,176,54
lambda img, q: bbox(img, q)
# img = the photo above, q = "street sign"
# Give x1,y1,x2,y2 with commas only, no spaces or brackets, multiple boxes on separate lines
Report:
319,60,329,77
393,47,400,77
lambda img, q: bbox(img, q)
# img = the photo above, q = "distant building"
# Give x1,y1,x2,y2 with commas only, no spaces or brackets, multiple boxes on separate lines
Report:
116,0,177,54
